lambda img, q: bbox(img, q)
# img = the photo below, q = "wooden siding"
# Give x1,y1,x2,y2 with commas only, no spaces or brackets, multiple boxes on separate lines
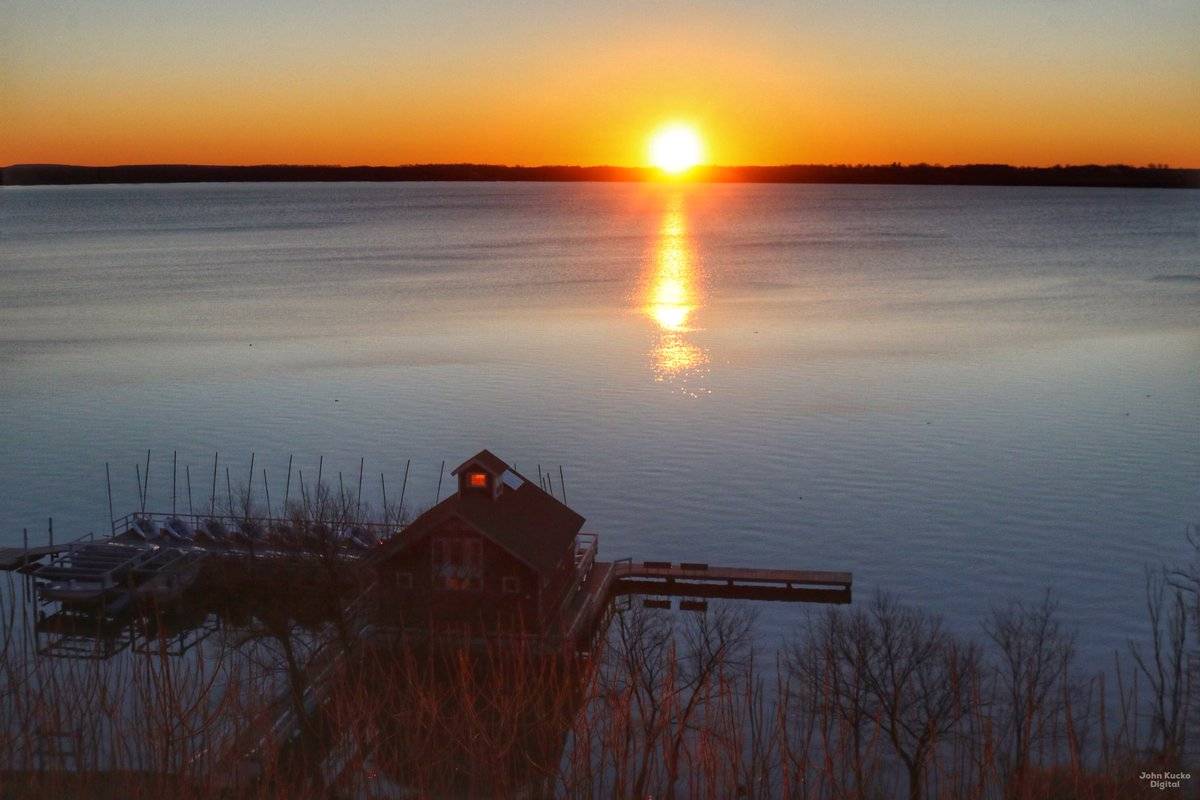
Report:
375,517,574,633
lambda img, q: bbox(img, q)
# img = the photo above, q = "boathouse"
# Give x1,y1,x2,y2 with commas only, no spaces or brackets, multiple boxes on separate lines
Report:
374,450,585,634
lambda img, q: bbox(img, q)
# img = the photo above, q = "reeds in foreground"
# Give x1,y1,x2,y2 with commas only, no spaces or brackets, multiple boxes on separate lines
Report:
1,521,1198,799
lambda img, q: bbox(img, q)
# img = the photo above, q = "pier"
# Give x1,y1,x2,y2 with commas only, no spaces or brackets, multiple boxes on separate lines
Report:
0,448,855,667
0,449,855,792
0,544,67,571
616,560,851,592
1,449,853,653
562,555,851,647
4,521,852,658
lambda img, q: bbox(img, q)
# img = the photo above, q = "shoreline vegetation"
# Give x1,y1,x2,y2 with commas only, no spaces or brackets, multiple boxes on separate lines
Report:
2,469,1198,797
3,560,1196,799
3,162,1198,189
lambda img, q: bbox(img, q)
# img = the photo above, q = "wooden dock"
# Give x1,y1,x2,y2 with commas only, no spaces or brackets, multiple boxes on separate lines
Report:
562,559,852,647
615,562,851,591
0,544,67,571
561,561,618,647
613,561,852,605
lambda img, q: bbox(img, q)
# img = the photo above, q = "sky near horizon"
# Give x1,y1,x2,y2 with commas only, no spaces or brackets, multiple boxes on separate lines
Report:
2,1,1198,168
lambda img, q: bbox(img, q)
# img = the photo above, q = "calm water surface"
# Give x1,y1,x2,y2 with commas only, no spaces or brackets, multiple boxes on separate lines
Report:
1,182,1197,664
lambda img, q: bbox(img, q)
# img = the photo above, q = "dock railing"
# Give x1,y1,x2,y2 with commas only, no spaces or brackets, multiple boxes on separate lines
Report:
554,533,600,636
574,532,598,585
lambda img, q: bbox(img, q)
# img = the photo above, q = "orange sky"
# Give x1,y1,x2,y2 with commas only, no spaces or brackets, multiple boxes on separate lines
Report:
3,2,1197,167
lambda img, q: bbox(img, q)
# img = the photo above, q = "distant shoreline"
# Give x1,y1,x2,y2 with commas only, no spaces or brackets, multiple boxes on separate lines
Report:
3,163,1198,189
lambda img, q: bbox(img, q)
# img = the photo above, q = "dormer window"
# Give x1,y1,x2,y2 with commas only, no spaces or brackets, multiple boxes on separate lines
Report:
452,450,521,498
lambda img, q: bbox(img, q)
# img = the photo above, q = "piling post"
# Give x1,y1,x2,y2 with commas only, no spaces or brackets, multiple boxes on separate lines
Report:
23,528,28,555
262,469,272,519
399,459,410,519
105,463,115,534
210,453,219,517
298,470,309,520
143,449,151,511
316,456,324,512
380,473,388,525
356,457,364,520
245,453,256,518
283,455,293,517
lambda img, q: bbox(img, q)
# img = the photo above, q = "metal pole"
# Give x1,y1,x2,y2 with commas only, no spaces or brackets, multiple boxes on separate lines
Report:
225,467,233,514
356,457,364,519
398,459,410,517
245,453,255,518
135,464,144,513
23,528,28,555
172,450,177,516
143,449,151,512
298,470,309,519
559,465,567,503
186,465,194,517
283,455,293,516
380,473,388,524
262,469,272,519
211,453,218,517
315,456,324,516
48,517,53,548
435,460,445,503
105,462,115,534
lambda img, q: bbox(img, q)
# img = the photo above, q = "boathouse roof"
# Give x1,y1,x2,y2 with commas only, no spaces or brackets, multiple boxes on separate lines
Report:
450,448,510,477
381,451,584,575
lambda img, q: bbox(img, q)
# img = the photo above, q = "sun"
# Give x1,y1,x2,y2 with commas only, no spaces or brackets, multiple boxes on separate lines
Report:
649,124,704,175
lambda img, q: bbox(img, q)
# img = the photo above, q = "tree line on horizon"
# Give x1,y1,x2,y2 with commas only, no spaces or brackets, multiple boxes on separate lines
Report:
3,162,1198,188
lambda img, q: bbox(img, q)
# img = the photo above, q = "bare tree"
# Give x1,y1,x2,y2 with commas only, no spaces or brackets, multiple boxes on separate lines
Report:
1129,567,1190,759
983,590,1076,794
793,593,982,800
785,606,886,799
590,603,757,799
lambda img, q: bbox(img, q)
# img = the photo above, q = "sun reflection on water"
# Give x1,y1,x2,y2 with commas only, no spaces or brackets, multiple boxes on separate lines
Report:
643,195,710,396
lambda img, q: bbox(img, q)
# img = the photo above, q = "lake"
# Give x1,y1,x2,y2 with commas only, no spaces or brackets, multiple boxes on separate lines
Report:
1,181,1197,665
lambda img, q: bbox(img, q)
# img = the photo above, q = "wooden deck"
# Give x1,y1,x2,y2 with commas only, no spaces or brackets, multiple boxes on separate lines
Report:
615,562,852,591
561,559,852,647
560,561,617,646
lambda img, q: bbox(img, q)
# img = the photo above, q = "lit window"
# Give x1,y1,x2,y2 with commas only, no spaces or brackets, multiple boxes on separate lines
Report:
468,472,488,489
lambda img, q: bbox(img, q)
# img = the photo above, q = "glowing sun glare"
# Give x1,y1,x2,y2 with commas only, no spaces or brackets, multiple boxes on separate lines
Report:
649,124,703,174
